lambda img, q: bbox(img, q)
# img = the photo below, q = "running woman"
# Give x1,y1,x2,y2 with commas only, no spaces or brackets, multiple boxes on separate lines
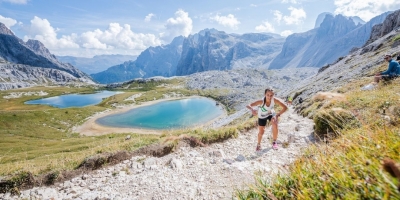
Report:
246,87,288,151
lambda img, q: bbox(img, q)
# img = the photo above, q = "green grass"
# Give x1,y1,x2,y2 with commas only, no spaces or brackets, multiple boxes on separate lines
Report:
237,80,400,199
0,80,244,177
393,34,400,42
0,85,165,175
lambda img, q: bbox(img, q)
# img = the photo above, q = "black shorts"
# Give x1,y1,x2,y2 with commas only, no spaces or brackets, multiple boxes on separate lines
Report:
382,75,399,81
258,115,273,126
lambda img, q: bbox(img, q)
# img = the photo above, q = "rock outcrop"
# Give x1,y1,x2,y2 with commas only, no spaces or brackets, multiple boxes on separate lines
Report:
365,10,400,46
0,63,89,90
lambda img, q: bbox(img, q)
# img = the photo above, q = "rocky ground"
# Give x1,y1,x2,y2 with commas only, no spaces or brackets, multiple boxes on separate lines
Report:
4,106,314,200
186,68,318,111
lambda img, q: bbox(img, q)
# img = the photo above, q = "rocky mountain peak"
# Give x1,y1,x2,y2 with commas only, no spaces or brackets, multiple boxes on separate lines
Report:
349,16,365,25
0,22,14,36
316,14,358,40
26,39,57,60
314,12,333,28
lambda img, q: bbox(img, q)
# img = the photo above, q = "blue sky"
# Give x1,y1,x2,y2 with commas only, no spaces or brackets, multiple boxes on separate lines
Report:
0,0,399,57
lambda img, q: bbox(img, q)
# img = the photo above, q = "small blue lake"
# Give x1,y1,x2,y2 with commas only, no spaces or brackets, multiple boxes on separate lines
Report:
25,91,121,108
96,97,224,130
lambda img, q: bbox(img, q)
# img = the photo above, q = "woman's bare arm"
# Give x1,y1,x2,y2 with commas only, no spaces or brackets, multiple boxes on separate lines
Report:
246,100,262,116
274,97,288,117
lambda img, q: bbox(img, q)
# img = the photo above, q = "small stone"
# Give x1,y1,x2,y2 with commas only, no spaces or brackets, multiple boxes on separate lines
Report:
125,135,131,140
81,174,89,180
131,161,142,169
223,159,235,165
89,185,96,191
383,115,391,121
79,182,87,187
143,158,157,168
209,150,224,157
170,158,183,170
235,154,246,162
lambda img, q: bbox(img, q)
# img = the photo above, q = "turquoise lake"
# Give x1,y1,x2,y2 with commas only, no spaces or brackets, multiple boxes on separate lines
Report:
25,91,121,108
96,97,224,130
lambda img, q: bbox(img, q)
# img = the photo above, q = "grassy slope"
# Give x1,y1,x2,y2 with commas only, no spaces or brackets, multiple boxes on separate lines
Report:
237,72,400,199
0,84,166,175
0,79,252,177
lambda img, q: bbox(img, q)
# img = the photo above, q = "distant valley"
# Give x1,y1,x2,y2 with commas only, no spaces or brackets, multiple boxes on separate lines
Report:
57,54,137,75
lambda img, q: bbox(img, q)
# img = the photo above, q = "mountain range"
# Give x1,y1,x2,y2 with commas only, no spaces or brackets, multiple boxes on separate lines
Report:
91,36,185,84
91,11,390,84
268,11,390,69
91,30,285,84
0,10,396,88
0,23,93,90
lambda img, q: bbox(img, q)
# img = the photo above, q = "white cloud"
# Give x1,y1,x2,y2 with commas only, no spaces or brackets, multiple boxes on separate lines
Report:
2,0,28,4
255,21,275,33
24,16,79,49
0,15,17,28
162,9,193,42
144,13,155,22
250,4,257,7
78,23,161,50
283,7,306,25
334,0,400,21
23,16,162,57
274,10,283,24
281,0,298,3
210,14,241,30
280,30,293,37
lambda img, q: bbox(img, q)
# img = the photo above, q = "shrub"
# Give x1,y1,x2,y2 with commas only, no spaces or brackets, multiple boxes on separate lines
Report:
313,107,359,139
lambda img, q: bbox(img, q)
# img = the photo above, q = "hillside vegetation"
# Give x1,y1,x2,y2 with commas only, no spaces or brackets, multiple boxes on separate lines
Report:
237,32,400,200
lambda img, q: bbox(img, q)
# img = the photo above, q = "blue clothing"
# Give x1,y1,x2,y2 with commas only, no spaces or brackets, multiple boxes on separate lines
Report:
381,59,400,77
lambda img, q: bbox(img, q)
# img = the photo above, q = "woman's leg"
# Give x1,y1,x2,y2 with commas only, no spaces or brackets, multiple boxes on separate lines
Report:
257,125,265,145
271,118,278,141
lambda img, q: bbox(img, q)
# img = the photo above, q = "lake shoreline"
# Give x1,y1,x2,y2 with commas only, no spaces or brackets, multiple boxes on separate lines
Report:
73,96,227,136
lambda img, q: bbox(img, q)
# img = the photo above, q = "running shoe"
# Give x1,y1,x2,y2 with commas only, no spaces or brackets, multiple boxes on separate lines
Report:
256,144,261,151
272,141,278,150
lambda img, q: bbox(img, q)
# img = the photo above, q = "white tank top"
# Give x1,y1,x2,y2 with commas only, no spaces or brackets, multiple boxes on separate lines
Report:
258,98,275,119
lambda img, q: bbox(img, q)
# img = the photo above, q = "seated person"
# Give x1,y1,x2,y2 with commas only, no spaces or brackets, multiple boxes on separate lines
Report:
374,54,400,83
